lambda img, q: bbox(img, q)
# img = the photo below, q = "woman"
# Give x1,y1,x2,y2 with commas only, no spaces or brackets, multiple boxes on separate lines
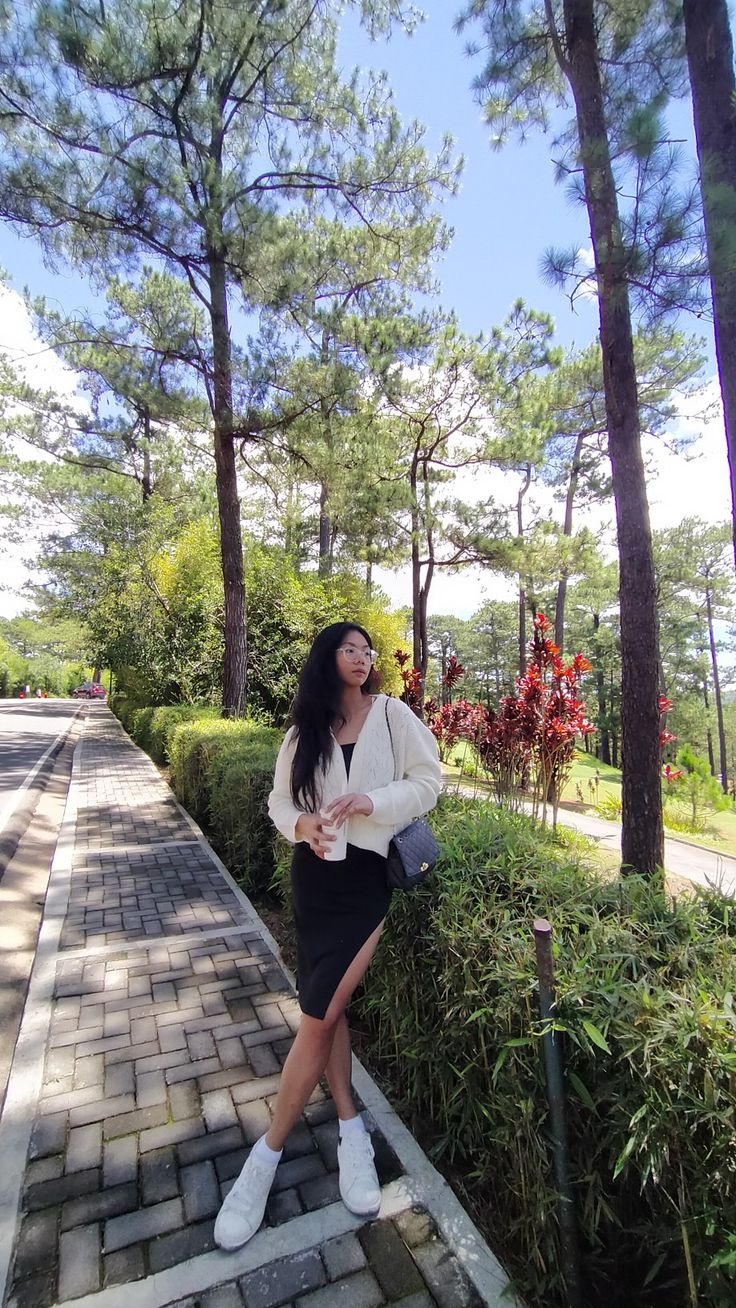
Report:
214,621,442,1250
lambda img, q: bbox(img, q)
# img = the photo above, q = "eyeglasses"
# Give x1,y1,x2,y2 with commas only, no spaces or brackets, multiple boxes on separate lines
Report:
336,644,379,665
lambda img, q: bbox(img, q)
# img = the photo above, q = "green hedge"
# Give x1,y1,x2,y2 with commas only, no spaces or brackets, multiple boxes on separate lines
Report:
125,703,220,765
166,718,281,896
119,707,281,898
276,796,736,1308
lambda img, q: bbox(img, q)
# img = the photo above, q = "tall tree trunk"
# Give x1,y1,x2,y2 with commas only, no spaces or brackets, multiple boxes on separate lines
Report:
209,249,247,718
517,465,531,676
409,454,432,714
561,0,664,874
284,475,295,560
703,677,716,776
705,585,729,792
142,406,152,502
318,483,332,574
318,329,334,577
410,457,422,674
555,431,585,651
683,0,736,571
417,462,434,704
593,612,612,765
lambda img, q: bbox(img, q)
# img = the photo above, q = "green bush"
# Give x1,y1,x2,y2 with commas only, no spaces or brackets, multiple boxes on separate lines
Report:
662,799,708,836
206,730,282,893
331,796,736,1308
118,705,282,898
127,703,219,764
673,745,733,823
166,716,281,897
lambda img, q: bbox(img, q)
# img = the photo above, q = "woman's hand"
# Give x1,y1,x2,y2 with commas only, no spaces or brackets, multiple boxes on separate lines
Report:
322,792,374,828
294,812,335,859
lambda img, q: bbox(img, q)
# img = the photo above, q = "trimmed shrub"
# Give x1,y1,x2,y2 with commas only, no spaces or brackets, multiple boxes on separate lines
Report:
128,703,219,765
206,729,282,893
332,796,736,1308
117,703,282,898
166,717,281,897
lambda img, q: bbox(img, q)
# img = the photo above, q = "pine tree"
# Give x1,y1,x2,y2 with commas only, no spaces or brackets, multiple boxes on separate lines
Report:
456,0,692,874
0,0,457,713
680,0,736,570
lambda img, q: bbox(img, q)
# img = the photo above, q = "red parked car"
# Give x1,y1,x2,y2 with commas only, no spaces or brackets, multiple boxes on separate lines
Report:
72,682,107,699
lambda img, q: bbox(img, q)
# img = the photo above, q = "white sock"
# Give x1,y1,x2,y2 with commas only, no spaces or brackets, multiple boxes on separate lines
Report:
251,1134,282,1166
339,1114,366,1138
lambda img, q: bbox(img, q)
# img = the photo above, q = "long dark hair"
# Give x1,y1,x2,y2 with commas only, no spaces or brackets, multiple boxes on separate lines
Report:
290,621,378,811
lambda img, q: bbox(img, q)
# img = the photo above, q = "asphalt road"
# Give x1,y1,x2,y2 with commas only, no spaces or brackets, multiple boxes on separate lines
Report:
554,804,736,896
0,698,80,837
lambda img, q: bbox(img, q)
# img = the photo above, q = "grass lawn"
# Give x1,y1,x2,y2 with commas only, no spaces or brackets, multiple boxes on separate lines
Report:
563,750,621,805
442,744,736,862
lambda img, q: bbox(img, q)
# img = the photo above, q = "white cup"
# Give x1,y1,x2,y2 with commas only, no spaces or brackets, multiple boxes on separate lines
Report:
319,810,347,861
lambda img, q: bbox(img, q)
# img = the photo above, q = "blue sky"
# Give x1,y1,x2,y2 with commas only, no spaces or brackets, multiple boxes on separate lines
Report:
0,4,730,621
0,3,692,349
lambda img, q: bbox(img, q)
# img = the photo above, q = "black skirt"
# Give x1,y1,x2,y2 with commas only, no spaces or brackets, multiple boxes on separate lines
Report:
290,842,392,1020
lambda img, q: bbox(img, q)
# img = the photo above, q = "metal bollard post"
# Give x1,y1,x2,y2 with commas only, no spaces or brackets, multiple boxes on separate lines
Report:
533,917,583,1308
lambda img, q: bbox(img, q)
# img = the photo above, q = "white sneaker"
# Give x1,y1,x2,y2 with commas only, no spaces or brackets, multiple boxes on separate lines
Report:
214,1149,278,1250
337,1130,381,1217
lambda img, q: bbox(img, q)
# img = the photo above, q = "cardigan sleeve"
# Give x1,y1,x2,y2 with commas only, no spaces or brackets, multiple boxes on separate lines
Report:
364,701,442,829
267,727,304,844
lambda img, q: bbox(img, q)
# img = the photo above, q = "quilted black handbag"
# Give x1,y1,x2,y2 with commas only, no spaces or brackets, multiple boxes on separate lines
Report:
386,814,439,891
384,699,439,891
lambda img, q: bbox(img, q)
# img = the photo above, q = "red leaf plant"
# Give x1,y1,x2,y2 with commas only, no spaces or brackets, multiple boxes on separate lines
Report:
393,651,424,714
442,655,465,705
479,613,594,829
426,698,485,764
658,693,677,753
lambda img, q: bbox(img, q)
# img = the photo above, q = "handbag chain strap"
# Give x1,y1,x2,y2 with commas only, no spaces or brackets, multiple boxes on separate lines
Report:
384,698,397,782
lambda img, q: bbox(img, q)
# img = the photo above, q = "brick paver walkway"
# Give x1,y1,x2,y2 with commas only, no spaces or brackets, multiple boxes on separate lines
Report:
0,707,515,1308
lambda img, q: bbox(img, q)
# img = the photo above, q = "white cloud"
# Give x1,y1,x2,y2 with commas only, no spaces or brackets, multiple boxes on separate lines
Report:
375,373,732,621
644,378,731,531
0,289,88,616
0,286,81,398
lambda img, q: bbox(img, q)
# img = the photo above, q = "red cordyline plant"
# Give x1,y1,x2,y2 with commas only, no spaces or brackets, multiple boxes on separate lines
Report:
442,655,465,705
478,694,530,809
479,613,595,829
426,698,485,763
658,693,676,752
393,650,424,713
658,693,681,784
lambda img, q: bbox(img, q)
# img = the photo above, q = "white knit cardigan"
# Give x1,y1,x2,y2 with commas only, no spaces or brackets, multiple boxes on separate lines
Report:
267,693,442,857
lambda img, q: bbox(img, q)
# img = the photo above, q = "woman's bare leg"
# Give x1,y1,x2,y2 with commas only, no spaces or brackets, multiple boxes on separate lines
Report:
265,920,384,1150
324,1015,355,1120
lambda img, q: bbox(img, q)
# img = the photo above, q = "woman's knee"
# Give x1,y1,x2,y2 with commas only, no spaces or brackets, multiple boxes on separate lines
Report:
298,1010,342,1047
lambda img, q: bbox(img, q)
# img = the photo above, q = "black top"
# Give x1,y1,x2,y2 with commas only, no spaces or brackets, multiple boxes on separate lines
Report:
340,742,355,778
